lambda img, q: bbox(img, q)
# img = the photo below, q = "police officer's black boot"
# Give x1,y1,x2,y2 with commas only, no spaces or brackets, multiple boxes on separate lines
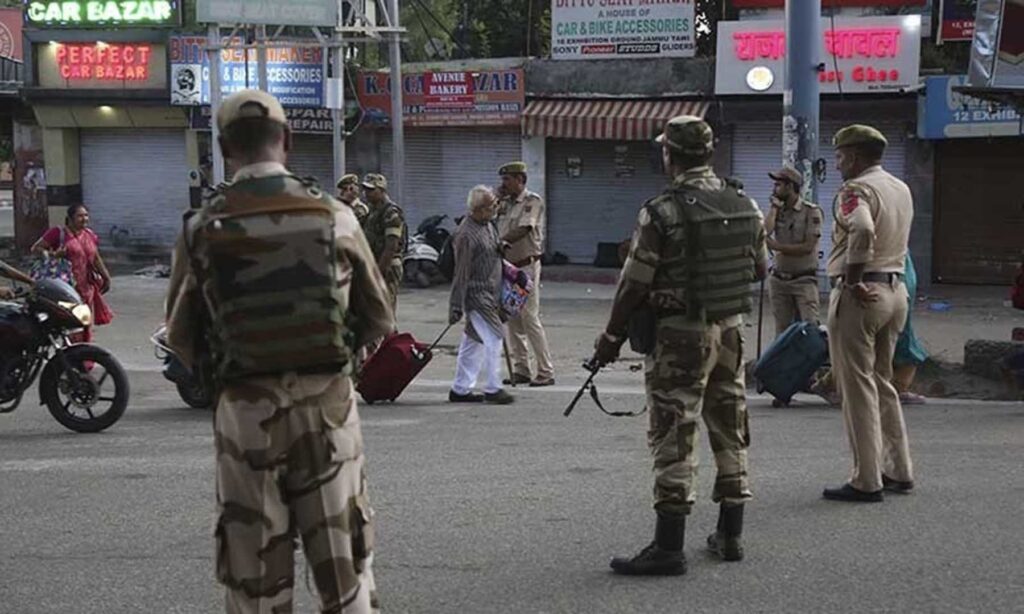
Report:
609,512,686,576
706,503,744,562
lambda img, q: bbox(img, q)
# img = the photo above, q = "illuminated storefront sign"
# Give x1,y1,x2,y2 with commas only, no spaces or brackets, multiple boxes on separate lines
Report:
55,43,151,80
715,16,921,95
24,1,180,27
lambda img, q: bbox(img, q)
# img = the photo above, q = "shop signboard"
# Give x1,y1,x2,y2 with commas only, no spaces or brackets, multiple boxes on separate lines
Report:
24,0,181,27
967,0,1024,88
938,0,977,42
0,9,23,61
918,74,1022,137
731,0,933,38
36,41,167,89
196,0,336,27
169,35,324,108
715,15,922,95
551,0,695,60
357,68,525,127
190,105,334,134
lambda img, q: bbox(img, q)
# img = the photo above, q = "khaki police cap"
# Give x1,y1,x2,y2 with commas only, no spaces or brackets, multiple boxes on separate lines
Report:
216,89,288,132
498,161,528,176
655,115,714,156
336,173,360,189
768,166,804,187
362,173,388,191
832,124,888,149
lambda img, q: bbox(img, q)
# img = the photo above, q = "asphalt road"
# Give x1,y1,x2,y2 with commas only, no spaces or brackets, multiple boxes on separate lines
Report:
1,277,1022,613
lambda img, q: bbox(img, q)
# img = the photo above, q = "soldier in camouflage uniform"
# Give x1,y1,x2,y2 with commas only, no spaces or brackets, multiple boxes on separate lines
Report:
360,173,406,314
337,173,370,223
593,116,768,576
165,90,394,614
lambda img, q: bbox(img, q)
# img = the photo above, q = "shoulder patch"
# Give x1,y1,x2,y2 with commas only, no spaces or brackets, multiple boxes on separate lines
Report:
840,192,860,216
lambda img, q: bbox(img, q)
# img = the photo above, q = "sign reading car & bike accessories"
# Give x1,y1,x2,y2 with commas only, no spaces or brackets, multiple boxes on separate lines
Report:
24,1,181,27
551,0,695,60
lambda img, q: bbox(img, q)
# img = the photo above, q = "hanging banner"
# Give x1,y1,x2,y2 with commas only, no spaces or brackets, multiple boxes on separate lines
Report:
168,35,324,108
551,0,695,60
195,0,336,27
939,0,977,42
715,15,922,95
357,68,525,127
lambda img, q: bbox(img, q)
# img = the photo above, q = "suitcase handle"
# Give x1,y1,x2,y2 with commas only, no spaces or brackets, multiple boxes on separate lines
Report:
427,324,454,352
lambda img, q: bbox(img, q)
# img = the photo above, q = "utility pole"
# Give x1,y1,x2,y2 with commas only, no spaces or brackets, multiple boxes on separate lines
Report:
332,29,345,187
387,0,405,208
783,0,821,203
208,24,225,185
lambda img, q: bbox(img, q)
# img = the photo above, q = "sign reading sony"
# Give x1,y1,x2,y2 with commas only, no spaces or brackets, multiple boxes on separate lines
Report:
25,1,180,27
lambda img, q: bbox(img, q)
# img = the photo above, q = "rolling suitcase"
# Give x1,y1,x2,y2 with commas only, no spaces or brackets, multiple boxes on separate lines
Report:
357,325,451,404
753,321,829,405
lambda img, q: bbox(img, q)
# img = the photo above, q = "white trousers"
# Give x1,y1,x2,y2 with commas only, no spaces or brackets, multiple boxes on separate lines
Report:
452,311,504,395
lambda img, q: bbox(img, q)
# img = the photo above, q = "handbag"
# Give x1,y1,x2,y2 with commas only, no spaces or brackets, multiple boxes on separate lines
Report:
500,260,533,318
29,228,74,285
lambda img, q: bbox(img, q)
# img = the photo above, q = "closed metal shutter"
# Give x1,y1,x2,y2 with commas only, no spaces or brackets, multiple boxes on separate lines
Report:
731,121,907,267
289,134,334,186
545,138,664,264
380,128,521,229
80,129,190,246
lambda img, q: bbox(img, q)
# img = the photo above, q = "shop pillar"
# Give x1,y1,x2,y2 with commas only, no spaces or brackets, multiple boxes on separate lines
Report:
41,127,81,226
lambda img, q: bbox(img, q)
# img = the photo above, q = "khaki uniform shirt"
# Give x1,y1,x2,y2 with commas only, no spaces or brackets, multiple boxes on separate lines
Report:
827,165,913,278
497,189,545,265
348,197,370,224
769,198,822,274
165,161,395,391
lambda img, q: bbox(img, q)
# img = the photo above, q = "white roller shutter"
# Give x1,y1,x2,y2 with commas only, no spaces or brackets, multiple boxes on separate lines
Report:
730,120,907,268
546,138,664,264
380,128,521,230
80,129,190,246
289,134,334,186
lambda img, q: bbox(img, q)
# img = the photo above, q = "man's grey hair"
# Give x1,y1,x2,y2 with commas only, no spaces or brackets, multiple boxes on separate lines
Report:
466,185,495,212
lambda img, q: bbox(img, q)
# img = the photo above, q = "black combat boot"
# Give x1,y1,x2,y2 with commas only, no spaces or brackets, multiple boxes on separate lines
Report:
609,512,686,576
706,503,744,562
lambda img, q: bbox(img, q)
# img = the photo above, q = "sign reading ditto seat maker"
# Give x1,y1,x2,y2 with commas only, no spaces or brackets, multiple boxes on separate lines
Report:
551,0,695,60
715,16,921,95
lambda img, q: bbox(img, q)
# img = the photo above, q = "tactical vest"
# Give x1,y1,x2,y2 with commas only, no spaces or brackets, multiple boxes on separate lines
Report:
186,174,354,382
646,183,761,322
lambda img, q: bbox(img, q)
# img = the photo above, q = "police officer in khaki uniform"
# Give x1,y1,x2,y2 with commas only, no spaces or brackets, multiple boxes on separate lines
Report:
593,116,767,576
496,161,555,387
764,166,823,336
823,124,915,503
337,173,370,223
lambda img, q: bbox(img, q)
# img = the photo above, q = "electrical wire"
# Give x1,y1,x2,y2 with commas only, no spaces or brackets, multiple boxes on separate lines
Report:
410,0,470,58
410,0,446,59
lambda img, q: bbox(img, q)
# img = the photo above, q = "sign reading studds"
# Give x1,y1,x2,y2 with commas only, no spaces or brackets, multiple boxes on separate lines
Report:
551,0,695,60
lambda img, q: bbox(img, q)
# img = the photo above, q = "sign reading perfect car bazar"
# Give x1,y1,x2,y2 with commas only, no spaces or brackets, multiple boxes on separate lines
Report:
715,15,921,95
24,1,180,27
551,0,695,60
169,35,324,107
196,0,336,27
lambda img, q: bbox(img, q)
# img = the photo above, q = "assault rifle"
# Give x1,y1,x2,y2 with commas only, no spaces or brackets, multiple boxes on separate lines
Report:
563,358,646,418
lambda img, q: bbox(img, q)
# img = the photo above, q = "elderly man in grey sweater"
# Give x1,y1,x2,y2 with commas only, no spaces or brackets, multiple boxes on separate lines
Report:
448,185,514,405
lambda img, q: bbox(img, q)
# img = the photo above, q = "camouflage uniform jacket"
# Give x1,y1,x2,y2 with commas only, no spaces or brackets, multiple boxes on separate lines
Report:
618,166,768,319
362,198,406,270
165,161,395,408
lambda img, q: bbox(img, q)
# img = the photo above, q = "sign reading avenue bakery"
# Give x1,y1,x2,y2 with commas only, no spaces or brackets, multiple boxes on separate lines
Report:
24,1,181,27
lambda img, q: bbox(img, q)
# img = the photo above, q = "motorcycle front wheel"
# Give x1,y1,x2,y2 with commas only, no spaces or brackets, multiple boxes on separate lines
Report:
40,345,130,433
176,378,214,409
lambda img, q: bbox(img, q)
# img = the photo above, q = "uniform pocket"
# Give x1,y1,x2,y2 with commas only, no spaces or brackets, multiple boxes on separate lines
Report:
655,325,710,378
350,491,374,574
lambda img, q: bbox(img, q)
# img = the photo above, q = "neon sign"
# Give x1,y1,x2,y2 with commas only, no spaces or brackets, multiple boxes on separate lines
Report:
733,28,901,62
55,43,151,80
25,1,180,27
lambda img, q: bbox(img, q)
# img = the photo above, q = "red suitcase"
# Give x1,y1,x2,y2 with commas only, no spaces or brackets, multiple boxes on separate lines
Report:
356,326,451,404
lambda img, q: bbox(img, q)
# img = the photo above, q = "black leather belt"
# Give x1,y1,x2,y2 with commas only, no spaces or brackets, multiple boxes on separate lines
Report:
830,272,903,288
772,269,817,281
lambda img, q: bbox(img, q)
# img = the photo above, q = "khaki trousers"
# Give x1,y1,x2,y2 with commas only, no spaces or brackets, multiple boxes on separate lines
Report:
507,260,554,380
768,273,820,337
827,281,914,493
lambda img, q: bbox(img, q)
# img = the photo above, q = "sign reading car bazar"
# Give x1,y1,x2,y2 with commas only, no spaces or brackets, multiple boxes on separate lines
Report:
196,0,336,27
551,0,695,60
24,1,180,27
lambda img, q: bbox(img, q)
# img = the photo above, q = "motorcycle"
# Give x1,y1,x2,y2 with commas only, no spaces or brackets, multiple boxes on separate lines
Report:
0,279,130,432
403,214,452,288
150,324,215,410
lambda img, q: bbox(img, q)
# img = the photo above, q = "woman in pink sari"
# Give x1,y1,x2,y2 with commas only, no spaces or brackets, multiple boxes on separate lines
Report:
31,203,114,342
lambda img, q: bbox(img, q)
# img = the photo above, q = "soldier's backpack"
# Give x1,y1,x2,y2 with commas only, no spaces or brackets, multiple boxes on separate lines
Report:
185,174,353,382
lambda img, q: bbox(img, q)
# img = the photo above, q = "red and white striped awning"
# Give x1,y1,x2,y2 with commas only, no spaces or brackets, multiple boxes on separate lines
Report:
522,99,709,141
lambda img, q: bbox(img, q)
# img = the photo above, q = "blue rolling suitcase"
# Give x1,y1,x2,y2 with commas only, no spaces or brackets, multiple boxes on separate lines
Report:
753,321,829,404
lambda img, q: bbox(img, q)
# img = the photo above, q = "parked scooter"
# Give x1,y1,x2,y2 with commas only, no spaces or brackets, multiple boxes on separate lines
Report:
0,280,130,432
150,324,215,409
404,214,452,288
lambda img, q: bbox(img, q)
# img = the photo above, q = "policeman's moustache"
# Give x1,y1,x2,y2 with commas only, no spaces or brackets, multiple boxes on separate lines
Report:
563,358,646,418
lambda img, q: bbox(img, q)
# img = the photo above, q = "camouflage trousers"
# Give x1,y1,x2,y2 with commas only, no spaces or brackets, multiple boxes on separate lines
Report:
214,373,378,614
645,314,752,515
384,263,403,315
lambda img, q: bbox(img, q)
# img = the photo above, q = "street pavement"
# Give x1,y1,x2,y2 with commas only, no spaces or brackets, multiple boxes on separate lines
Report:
1,277,1023,613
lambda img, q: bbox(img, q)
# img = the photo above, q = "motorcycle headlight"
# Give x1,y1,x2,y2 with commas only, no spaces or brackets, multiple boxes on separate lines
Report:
59,302,93,326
